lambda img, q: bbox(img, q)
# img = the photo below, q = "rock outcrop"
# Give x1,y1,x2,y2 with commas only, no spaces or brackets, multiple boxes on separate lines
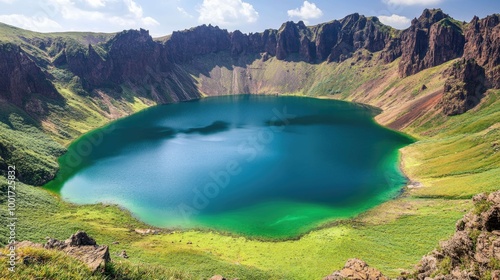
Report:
18,231,110,273
163,13,392,64
325,191,500,280
0,43,60,113
410,191,500,279
440,59,486,115
323,258,388,280
463,14,500,88
1,9,499,118
398,9,465,77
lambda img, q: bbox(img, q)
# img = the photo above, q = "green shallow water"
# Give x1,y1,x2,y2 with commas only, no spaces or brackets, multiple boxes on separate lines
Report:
45,95,413,239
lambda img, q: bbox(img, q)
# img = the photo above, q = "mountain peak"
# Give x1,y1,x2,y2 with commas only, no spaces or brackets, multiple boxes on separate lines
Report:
412,8,449,29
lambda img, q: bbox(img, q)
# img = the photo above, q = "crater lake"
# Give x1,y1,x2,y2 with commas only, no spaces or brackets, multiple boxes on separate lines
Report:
45,95,413,238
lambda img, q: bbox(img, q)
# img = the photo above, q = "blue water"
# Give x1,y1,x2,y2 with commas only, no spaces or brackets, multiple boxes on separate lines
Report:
45,95,413,238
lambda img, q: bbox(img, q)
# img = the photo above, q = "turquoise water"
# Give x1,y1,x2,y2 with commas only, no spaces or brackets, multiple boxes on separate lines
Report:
45,95,413,239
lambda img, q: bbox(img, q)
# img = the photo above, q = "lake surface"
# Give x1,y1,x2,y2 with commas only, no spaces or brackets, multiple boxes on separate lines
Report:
45,95,413,238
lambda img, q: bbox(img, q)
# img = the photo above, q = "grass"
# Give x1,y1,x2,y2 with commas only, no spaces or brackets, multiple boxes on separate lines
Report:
0,246,193,280
0,102,66,185
0,179,468,279
402,90,500,198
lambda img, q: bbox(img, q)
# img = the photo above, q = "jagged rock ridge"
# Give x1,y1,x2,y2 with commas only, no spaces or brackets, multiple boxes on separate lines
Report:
396,9,465,77
1,9,499,117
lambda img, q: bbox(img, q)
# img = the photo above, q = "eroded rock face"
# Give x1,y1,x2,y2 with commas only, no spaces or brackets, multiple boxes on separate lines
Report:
463,14,500,88
0,43,60,112
398,9,465,77
323,259,388,280
440,59,486,116
165,24,231,63
163,13,391,64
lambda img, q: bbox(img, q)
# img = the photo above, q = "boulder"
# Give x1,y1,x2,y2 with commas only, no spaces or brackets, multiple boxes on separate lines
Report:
43,231,110,273
67,230,97,246
440,231,473,263
63,244,110,273
323,259,388,280
118,250,129,259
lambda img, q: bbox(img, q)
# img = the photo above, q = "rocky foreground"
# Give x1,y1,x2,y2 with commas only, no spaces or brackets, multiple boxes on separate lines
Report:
15,190,499,279
323,191,500,280
15,231,110,273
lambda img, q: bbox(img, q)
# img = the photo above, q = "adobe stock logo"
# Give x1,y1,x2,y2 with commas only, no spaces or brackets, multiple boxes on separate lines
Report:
176,106,296,221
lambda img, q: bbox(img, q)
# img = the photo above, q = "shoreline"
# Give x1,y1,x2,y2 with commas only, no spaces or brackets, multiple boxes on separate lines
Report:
40,93,420,242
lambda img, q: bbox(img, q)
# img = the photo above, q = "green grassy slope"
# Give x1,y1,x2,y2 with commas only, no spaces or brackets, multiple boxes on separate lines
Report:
402,90,500,198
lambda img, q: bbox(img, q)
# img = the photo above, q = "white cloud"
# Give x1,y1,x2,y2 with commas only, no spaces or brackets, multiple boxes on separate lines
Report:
177,7,193,18
142,16,159,26
287,1,323,21
44,0,160,30
0,0,16,3
0,14,62,32
198,0,259,26
383,0,443,6
124,0,143,18
378,14,411,29
82,0,107,8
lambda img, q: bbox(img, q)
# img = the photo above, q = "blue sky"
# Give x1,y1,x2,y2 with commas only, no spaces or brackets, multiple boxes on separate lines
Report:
0,0,498,37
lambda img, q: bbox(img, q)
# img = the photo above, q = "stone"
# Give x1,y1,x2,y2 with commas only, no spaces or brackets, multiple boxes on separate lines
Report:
416,255,438,279
42,231,110,273
118,250,128,259
440,231,473,263
67,230,97,246
63,244,110,273
323,259,388,280
44,238,68,250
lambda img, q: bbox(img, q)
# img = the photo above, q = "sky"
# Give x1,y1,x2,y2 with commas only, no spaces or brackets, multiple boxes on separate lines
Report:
0,0,498,37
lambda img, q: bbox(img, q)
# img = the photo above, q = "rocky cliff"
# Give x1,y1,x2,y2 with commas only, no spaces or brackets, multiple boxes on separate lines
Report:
1,9,499,117
440,59,486,116
0,43,60,114
59,29,200,103
396,9,465,77
463,14,500,88
163,13,391,64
